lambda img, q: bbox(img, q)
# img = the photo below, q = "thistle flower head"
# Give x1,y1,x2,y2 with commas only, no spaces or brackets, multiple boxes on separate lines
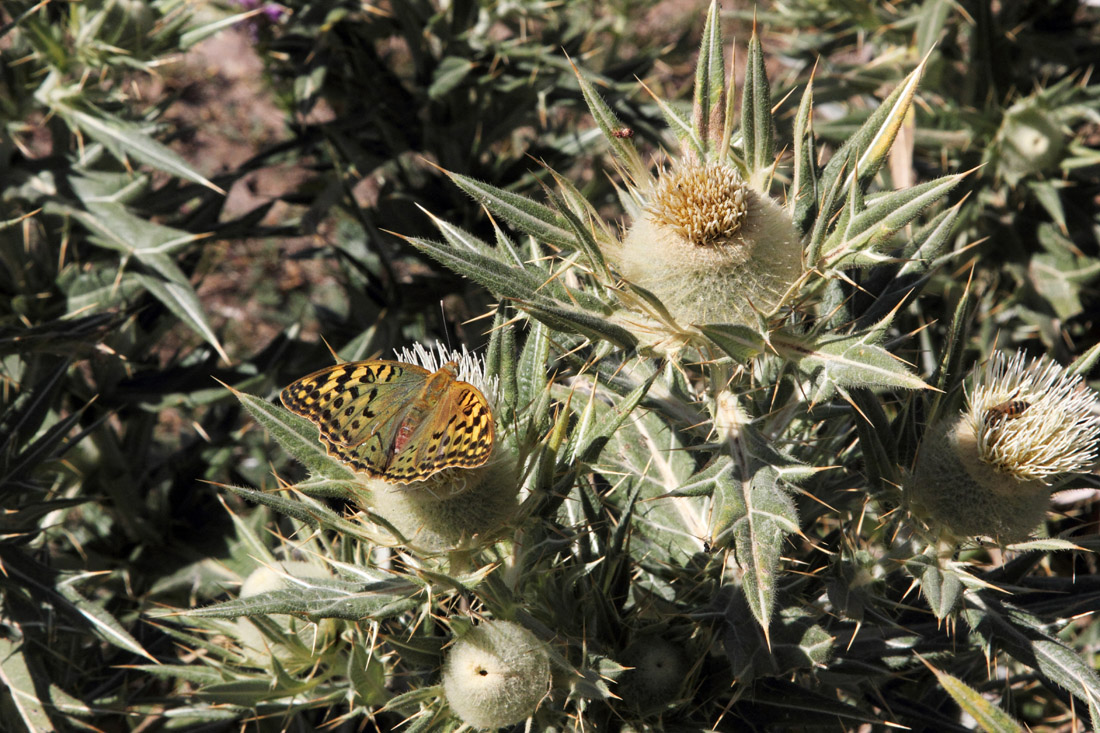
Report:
616,158,802,328
372,341,506,496
359,343,520,553
907,351,1100,543
965,351,1100,482
648,160,750,248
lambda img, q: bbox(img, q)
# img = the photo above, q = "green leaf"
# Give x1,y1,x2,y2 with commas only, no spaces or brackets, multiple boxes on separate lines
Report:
821,173,964,269
133,274,229,362
131,664,231,686
915,0,953,55
572,58,647,182
748,680,882,726
773,327,930,397
742,30,774,181
1027,180,1067,233
179,11,259,49
0,377,86,488
848,388,900,491
928,272,974,398
445,172,575,249
429,56,475,99
805,161,848,265
56,580,156,662
790,75,817,229
699,323,767,363
543,180,610,276
572,371,656,465
485,306,519,425
291,477,362,499
908,555,963,620
897,200,965,279
515,320,551,419
63,270,144,314
0,636,56,732
594,390,702,560
649,87,701,153
676,457,736,498
407,226,606,314
224,486,375,542
1005,538,1084,553
230,386,357,482
818,56,928,207
189,578,421,621
964,596,1100,731
925,664,1024,733
192,676,326,705
1069,341,1100,378
63,108,222,192
704,458,746,534
693,1,726,152
517,299,636,350
63,199,199,283
731,468,799,635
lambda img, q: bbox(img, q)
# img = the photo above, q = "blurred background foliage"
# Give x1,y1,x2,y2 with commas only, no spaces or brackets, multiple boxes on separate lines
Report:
0,0,1098,730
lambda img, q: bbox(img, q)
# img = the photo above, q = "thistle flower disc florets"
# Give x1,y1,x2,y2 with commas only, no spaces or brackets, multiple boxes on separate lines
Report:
966,351,1100,482
648,160,749,248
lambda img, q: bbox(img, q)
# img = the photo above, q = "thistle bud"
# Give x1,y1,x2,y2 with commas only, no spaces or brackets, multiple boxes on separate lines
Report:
617,635,688,714
995,98,1066,184
442,620,552,729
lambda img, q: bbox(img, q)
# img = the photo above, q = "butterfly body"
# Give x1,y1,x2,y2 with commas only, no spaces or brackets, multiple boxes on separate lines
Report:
281,359,494,483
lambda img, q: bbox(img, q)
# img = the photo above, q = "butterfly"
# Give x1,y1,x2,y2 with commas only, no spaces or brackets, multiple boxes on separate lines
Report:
280,359,494,483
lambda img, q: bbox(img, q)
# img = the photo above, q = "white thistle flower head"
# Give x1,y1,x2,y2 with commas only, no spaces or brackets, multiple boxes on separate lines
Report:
394,341,500,408
965,351,1100,483
357,342,519,553
907,350,1100,543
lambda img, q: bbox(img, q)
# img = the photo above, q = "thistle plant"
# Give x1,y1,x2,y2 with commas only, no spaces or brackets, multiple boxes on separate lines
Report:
152,3,1100,731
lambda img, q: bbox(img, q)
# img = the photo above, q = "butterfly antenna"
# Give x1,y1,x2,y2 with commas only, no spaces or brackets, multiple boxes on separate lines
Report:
439,300,454,352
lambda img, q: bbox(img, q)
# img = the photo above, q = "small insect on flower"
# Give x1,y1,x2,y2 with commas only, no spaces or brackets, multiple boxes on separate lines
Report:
612,127,634,139
983,394,1030,424
968,352,1100,482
